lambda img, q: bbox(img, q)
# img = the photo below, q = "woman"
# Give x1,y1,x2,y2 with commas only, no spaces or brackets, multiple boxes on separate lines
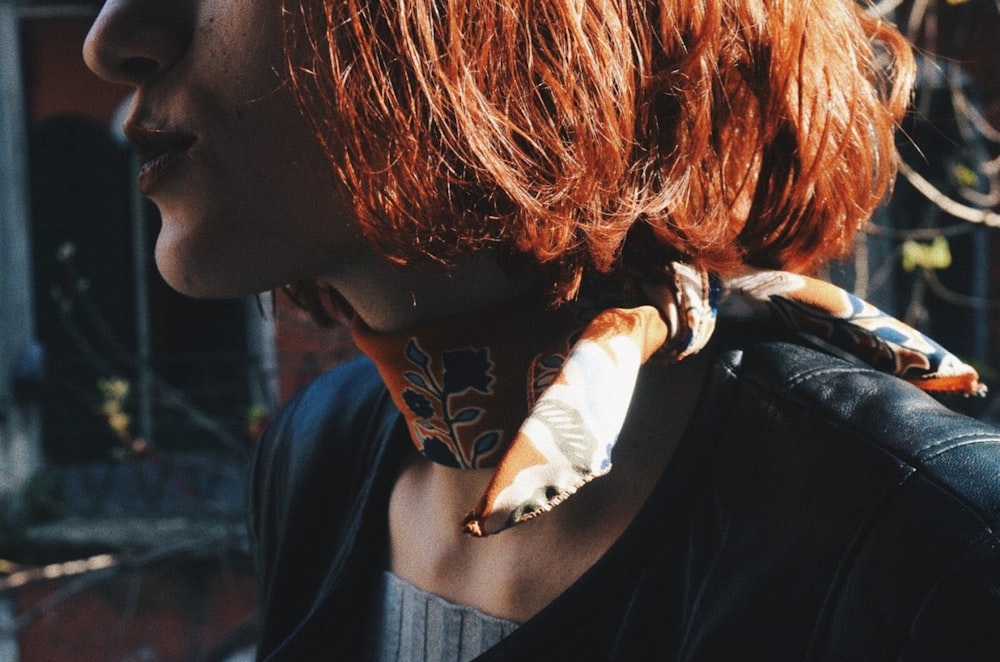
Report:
85,0,1000,659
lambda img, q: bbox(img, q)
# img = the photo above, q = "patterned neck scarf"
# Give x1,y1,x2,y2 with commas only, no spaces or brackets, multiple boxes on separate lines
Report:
351,264,984,537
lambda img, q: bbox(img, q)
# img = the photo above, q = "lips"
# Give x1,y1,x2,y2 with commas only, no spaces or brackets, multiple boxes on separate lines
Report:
124,123,197,195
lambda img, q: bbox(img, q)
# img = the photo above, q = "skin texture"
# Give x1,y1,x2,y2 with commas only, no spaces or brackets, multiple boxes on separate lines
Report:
387,353,712,622
84,0,539,332
86,0,902,625
84,1,712,619
84,0,366,300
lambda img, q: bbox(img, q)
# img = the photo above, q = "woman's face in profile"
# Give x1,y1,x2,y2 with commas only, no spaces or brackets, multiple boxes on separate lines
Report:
84,0,366,298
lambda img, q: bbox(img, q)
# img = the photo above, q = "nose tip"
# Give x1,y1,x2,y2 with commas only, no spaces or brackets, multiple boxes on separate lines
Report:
84,0,189,87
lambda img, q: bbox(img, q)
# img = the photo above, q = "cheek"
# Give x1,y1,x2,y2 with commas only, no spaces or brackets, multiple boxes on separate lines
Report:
152,169,363,299
151,29,361,294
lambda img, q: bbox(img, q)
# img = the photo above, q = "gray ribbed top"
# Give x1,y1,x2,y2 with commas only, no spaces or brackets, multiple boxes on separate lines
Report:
367,571,520,662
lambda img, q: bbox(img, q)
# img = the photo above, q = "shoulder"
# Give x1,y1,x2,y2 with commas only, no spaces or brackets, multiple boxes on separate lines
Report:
252,355,400,479
249,355,398,507
263,355,391,448
246,357,404,655
718,341,1000,659
247,357,399,579
733,341,1000,517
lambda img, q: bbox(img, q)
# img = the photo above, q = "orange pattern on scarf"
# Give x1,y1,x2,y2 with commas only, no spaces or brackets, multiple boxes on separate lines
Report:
351,265,984,537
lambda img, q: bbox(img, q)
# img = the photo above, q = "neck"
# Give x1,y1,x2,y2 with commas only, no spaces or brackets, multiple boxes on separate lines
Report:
388,349,714,616
323,250,541,333
351,294,581,469
425,351,712,515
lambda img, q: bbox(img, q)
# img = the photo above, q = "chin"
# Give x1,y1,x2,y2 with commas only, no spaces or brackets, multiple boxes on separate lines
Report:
157,263,237,299
154,241,262,300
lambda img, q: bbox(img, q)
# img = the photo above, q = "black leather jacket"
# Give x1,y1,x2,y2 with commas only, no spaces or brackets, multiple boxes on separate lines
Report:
248,342,1000,660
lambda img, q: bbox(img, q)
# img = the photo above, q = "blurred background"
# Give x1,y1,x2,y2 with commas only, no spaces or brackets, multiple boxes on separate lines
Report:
0,0,998,660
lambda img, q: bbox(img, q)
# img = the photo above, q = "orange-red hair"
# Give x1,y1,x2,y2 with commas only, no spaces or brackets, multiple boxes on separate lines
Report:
282,0,914,305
